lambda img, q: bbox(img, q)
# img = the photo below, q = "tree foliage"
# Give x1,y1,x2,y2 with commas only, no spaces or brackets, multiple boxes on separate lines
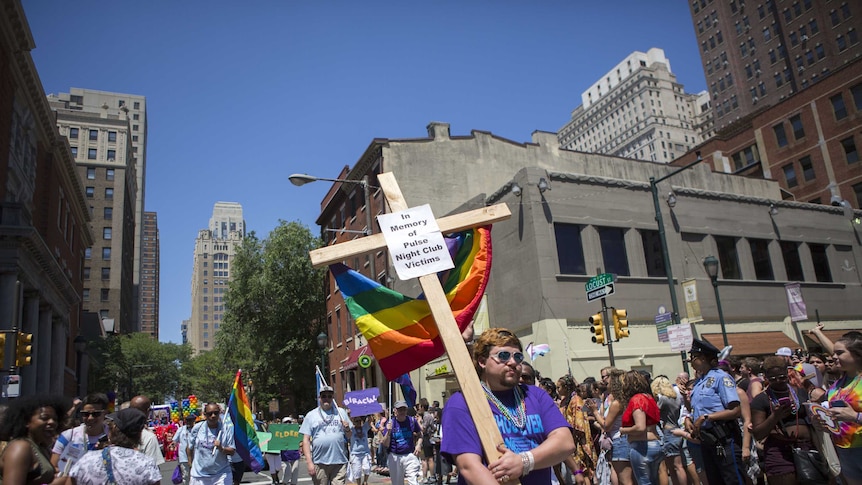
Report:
216,221,326,415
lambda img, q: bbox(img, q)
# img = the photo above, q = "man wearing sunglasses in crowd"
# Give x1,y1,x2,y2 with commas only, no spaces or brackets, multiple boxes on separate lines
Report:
187,403,236,485
441,328,575,485
52,392,110,475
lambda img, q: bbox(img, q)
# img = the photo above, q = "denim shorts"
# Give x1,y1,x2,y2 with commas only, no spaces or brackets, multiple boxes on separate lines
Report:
660,432,683,457
611,436,631,462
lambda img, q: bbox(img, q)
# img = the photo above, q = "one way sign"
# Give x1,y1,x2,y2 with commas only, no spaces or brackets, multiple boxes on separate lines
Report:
587,283,615,302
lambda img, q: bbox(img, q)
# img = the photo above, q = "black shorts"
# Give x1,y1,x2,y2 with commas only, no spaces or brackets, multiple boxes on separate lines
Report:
422,439,434,457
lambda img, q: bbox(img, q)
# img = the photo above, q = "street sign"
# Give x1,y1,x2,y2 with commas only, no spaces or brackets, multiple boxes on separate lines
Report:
587,283,615,302
655,312,673,342
585,273,614,292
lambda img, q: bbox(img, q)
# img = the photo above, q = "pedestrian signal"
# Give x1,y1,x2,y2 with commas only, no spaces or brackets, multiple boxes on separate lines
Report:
589,313,605,345
15,332,32,367
612,308,629,339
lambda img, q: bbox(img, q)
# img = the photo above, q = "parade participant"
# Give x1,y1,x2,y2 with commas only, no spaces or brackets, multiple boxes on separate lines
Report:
519,363,537,386
685,338,746,484
130,395,166,465
187,403,236,485
280,416,301,485
68,408,162,485
651,375,687,485
619,370,662,485
299,386,352,485
822,335,862,484
565,382,597,485
418,401,436,484
173,415,198,485
441,328,575,484
587,368,632,485
0,394,69,485
51,392,110,476
348,415,372,485
382,401,422,485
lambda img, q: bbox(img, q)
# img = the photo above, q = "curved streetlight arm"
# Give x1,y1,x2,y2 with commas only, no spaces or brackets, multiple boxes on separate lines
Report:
288,173,368,188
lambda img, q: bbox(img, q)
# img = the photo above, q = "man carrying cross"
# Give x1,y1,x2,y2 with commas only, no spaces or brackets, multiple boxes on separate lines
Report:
441,328,575,484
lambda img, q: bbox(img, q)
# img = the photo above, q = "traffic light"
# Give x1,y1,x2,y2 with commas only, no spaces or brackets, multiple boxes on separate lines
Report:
589,312,605,345
612,308,629,339
15,332,32,367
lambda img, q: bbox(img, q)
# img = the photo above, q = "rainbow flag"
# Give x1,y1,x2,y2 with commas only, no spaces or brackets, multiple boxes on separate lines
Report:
226,370,264,473
331,226,492,380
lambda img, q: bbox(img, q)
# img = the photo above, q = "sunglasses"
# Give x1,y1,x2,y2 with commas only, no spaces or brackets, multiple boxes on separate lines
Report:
767,374,788,382
80,411,104,418
320,394,334,399
490,351,525,365
205,411,220,417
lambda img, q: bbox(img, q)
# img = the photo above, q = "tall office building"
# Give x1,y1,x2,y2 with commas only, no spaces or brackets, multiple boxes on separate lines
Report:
47,88,147,331
49,95,138,334
140,211,159,339
187,202,245,353
691,0,862,131
558,48,712,163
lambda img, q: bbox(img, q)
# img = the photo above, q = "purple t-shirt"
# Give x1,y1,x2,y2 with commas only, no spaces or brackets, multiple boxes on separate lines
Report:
384,416,421,455
441,384,570,485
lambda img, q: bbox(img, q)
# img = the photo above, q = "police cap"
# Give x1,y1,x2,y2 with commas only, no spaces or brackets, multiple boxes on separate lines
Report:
689,338,720,356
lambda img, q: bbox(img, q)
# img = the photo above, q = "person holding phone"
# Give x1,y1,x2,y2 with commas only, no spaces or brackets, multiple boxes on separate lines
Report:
819,335,862,484
750,356,813,485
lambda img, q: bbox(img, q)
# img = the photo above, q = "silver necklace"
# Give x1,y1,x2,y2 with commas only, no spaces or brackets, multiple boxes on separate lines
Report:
481,382,527,428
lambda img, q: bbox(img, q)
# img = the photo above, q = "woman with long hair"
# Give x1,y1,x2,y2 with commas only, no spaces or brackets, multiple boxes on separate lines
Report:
0,394,70,485
588,368,633,485
619,371,662,485
821,335,862,484
651,376,687,485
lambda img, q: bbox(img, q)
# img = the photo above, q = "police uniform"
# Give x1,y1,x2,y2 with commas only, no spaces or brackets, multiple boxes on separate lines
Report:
688,339,746,485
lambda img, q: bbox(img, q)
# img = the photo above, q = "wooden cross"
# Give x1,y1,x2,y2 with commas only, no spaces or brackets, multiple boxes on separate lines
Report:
309,172,515,476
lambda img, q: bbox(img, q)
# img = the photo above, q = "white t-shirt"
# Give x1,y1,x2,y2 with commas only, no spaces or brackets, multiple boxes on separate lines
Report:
52,423,108,475
68,446,161,485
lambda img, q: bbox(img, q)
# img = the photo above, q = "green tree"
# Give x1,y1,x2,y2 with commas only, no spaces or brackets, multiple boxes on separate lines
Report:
217,221,326,415
177,347,235,404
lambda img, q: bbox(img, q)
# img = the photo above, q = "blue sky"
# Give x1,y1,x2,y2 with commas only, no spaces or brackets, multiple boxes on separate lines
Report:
23,1,706,344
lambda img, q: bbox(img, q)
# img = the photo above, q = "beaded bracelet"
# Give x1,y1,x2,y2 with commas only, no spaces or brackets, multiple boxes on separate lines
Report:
519,451,535,476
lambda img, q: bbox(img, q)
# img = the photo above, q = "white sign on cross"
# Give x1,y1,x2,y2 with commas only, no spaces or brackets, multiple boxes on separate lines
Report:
308,172,514,478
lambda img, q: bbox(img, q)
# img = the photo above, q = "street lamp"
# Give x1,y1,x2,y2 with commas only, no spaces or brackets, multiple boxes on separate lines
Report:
317,332,328,375
650,152,703,372
702,255,729,347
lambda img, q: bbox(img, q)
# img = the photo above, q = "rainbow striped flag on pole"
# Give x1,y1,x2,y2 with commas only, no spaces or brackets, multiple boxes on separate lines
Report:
332,227,492,380
226,369,264,473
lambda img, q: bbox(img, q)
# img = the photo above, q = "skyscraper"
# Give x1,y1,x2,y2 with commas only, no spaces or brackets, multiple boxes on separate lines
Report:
691,0,862,131
140,211,159,339
48,88,147,331
187,202,245,353
49,93,138,334
558,48,712,163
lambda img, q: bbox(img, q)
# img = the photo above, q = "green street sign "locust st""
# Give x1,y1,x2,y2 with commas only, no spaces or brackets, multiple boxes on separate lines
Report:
585,273,615,302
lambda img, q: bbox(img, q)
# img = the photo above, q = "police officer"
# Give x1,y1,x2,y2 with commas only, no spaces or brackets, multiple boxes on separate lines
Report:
684,338,746,485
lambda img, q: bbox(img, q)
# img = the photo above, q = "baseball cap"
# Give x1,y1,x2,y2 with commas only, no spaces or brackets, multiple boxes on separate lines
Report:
319,385,334,395
394,400,408,409
282,416,293,423
106,408,147,436
775,347,793,357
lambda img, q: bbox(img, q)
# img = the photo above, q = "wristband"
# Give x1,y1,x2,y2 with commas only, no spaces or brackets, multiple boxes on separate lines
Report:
856,412,862,424
519,451,535,476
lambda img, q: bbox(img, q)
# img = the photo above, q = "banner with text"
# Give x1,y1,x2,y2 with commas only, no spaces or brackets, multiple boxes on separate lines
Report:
785,282,808,322
682,279,703,323
343,388,383,417
258,424,301,452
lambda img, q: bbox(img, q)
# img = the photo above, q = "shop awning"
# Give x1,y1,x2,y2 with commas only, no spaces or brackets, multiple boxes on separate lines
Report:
342,345,373,371
701,331,799,356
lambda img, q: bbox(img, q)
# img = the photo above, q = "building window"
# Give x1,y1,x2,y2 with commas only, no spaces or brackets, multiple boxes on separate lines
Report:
106,169,115,181
83,267,90,280
105,188,114,199
133,101,140,109
83,289,89,301
103,227,112,239
101,267,110,280
640,230,666,277
85,187,94,198
852,83,862,111
783,163,798,187
790,114,805,139
749,239,774,280
88,148,97,160
87,168,96,179
831,94,848,120
101,289,110,301
780,241,804,281
840,136,859,164
104,207,112,220
809,243,832,282
598,226,630,276
89,129,98,141
102,247,111,259
715,235,741,279
773,123,788,147
800,155,816,181
108,131,117,142
133,124,139,131
554,223,586,275
132,135,138,142
85,248,92,259
107,149,116,160
69,128,79,139
854,182,862,208
71,147,77,157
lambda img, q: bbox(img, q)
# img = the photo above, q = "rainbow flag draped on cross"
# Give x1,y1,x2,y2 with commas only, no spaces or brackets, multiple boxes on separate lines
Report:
331,226,492,380
226,370,264,473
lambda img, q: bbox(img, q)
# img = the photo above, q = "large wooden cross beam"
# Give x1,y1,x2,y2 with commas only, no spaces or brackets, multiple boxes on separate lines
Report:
309,172,514,476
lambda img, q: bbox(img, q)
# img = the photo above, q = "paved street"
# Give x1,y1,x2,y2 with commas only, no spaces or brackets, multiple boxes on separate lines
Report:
158,461,396,485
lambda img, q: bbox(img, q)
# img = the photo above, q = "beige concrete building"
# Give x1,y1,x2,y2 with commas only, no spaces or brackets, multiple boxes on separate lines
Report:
140,211,159,339
558,48,713,163
311,122,862,404
187,202,245,353
48,88,147,331
49,97,137,335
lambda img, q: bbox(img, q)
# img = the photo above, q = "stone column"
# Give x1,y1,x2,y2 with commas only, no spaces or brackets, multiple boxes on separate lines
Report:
0,273,17,369
20,293,38,396
36,306,53,394
50,319,67,394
